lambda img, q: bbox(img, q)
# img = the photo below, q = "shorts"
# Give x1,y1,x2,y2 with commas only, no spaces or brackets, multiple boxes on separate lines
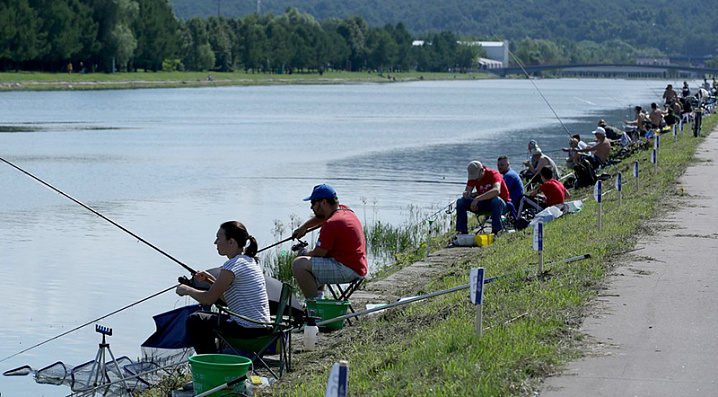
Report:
311,257,361,285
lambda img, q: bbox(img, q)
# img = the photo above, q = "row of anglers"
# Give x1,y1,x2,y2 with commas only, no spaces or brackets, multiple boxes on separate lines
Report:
160,87,718,363
449,89,716,245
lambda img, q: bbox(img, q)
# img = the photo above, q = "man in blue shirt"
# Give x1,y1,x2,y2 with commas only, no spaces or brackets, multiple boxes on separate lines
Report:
497,155,524,206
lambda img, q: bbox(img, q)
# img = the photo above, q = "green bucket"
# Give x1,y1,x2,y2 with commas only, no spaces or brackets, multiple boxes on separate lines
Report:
306,299,350,331
188,354,251,396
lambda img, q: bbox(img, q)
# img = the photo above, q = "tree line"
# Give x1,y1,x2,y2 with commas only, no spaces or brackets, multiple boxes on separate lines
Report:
0,1,487,73
171,0,718,60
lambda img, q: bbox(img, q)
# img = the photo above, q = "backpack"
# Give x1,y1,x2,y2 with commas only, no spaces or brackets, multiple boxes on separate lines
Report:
573,158,597,188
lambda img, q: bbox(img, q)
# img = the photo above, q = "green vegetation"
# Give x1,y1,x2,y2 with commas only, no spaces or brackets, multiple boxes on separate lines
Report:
0,3,484,74
171,0,718,60
267,115,716,395
0,70,490,91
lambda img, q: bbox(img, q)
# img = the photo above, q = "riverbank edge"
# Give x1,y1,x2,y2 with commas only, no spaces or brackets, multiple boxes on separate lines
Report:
261,115,716,395
0,71,494,91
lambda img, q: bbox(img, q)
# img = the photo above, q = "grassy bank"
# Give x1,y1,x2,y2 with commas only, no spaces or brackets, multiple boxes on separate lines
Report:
269,115,716,396
0,70,492,91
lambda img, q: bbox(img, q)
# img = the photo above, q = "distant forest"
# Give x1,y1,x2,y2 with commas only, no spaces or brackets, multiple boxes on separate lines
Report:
170,0,718,58
2,0,716,73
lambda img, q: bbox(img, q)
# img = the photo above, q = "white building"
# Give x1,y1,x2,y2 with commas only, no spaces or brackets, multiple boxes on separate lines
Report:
468,41,509,67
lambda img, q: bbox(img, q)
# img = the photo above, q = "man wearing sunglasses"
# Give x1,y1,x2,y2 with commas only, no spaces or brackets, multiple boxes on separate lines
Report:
291,184,367,300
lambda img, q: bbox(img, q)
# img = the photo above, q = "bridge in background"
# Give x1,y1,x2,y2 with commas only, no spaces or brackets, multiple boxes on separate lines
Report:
489,63,718,78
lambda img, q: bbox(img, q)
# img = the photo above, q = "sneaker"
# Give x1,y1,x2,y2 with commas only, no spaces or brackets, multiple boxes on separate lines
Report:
182,381,193,391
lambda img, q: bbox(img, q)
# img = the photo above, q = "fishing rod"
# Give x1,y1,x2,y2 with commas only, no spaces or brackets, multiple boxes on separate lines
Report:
0,156,198,275
0,284,178,364
507,49,573,138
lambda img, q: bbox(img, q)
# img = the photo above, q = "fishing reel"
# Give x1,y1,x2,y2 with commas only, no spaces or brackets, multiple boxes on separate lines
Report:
291,239,308,254
178,275,192,286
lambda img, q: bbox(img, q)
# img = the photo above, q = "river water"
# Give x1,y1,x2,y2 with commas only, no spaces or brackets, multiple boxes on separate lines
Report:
0,78,676,395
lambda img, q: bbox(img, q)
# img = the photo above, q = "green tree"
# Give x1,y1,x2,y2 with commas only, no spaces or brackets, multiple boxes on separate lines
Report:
133,0,179,71
88,0,139,71
0,0,45,69
366,27,397,71
337,16,368,71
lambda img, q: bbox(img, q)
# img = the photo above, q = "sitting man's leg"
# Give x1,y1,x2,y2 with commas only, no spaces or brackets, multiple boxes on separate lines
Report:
292,256,361,299
292,256,320,299
475,196,507,234
455,196,474,234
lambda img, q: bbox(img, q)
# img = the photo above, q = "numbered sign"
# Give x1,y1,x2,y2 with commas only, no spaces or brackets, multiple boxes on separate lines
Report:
615,172,622,191
533,221,544,251
469,268,485,305
325,361,349,397
654,134,660,150
633,161,639,177
651,149,657,164
594,180,602,203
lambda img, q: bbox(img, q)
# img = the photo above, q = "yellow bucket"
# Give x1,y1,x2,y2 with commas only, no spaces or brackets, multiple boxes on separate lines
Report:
474,233,494,246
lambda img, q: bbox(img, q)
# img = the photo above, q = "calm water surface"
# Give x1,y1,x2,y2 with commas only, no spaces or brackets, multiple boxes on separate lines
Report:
0,78,674,395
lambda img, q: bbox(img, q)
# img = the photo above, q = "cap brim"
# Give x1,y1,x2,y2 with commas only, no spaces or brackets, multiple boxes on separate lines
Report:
303,196,312,201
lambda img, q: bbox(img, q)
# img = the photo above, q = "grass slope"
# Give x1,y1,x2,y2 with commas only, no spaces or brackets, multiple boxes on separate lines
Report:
268,115,716,396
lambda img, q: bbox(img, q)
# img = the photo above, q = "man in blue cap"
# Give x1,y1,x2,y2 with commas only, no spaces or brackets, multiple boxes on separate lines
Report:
291,184,367,299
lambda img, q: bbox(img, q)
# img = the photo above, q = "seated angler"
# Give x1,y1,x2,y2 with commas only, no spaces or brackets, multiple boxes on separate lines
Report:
291,184,367,300
176,221,271,354
517,166,569,217
524,148,561,187
497,155,524,206
455,161,510,237
577,127,611,169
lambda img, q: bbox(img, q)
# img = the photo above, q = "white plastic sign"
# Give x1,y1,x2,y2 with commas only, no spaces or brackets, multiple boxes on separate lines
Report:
593,180,602,203
533,221,543,251
654,135,660,150
651,149,657,164
633,161,639,177
469,268,485,305
325,361,348,397
615,172,622,191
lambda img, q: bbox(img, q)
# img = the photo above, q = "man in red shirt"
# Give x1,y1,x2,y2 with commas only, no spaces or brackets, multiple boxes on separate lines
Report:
517,166,569,216
455,161,510,236
292,184,367,299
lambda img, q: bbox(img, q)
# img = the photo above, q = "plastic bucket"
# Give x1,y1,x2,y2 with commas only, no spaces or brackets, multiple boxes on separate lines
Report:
306,299,350,331
474,233,494,246
188,354,251,396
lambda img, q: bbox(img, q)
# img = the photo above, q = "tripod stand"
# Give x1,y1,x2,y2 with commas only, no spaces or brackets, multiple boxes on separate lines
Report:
86,325,130,391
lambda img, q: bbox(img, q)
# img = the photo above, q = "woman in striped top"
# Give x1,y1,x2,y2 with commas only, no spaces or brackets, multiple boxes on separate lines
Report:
176,221,271,354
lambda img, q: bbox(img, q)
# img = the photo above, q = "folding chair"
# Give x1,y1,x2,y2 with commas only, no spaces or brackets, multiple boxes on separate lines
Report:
475,201,516,234
215,283,294,379
326,277,364,326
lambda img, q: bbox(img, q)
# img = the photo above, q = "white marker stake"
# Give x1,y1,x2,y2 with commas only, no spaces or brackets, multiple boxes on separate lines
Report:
533,222,544,273
633,161,639,191
652,148,658,173
673,124,677,141
594,181,602,230
615,171,622,207
426,220,434,257
470,268,485,337
655,134,660,155
325,361,349,397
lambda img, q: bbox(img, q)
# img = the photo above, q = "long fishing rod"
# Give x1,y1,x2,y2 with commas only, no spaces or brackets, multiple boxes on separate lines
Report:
0,156,198,275
507,49,573,138
0,284,178,364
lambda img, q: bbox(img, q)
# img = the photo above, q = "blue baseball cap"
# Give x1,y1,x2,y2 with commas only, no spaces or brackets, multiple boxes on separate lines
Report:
303,184,337,201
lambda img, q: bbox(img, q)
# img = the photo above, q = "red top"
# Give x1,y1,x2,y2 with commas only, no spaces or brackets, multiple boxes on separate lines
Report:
317,205,368,277
539,179,567,206
467,167,511,202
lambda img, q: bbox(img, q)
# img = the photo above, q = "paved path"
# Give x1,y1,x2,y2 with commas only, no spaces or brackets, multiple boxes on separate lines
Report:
542,130,718,396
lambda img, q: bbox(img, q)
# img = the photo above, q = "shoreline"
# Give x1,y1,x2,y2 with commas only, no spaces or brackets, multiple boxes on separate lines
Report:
0,71,491,91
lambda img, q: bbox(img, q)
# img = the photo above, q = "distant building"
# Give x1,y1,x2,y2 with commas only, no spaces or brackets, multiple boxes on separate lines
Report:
412,39,510,68
468,41,509,67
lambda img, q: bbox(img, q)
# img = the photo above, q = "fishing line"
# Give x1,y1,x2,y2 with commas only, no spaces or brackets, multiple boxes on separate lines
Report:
0,156,198,275
0,284,178,364
507,49,573,138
